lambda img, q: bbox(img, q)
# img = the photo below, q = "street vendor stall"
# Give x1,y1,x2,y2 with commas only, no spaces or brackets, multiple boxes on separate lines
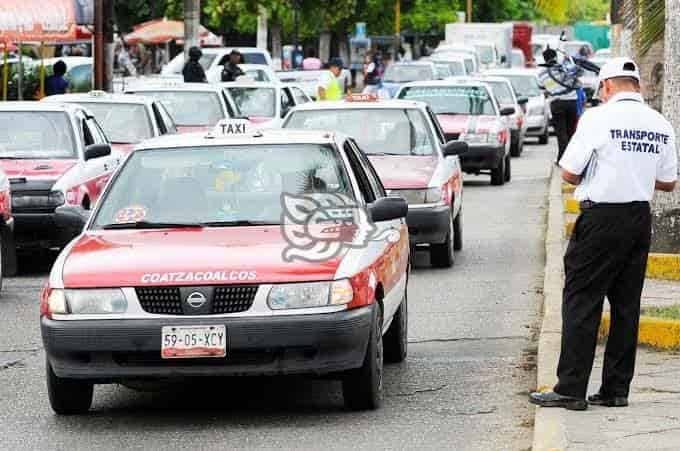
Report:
0,0,93,99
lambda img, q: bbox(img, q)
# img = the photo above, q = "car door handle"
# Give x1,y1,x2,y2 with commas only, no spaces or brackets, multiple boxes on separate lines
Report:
104,164,110,171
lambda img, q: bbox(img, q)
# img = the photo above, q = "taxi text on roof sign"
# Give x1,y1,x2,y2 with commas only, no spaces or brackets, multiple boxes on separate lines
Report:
210,119,253,138
345,93,379,102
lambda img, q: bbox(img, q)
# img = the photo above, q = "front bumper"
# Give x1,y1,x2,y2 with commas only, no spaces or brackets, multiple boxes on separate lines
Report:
42,305,374,380
460,144,505,173
405,204,450,245
525,115,547,136
14,210,81,250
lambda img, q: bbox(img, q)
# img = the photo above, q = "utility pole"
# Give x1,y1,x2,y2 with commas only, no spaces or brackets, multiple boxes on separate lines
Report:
467,0,472,22
257,6,268,50
184,0,200,60
94,0,114,92
394,0,400,61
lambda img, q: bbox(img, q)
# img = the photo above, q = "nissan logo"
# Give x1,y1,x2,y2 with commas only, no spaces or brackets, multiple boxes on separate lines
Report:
186,292,207,309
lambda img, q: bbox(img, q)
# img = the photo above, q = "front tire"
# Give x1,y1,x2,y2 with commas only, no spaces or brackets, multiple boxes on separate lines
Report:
491,155,506,186
510,134,521,157
343,304,383,410
430,209,455,267
46,360,93,415
453,209,463,251
504,155,512,182
384,292,407,363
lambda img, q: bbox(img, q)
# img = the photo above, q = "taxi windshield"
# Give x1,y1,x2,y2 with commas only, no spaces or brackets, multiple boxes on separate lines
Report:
501,75,542,98
382,65,434,83
92,144,353,228
398,86,496,116
132,91,223,126
223,87,276,117
76,102,153,143
0,111,76,159
285,108,435,156
485,80,514,105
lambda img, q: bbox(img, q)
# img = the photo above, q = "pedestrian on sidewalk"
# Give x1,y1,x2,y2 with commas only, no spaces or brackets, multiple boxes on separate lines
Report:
317,58,344,101
530,58,678,411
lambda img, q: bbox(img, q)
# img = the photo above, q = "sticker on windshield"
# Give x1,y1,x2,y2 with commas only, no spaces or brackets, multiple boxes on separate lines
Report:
215,170,241,191
114,205,148,224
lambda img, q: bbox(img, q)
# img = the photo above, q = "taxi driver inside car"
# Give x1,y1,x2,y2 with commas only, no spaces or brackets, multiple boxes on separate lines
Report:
40,119,409,413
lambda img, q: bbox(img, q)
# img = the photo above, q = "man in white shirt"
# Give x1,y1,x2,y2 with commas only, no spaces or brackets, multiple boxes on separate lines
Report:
530,57,678,410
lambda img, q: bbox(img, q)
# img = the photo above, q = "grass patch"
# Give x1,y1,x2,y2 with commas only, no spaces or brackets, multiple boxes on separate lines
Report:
642,305,680,320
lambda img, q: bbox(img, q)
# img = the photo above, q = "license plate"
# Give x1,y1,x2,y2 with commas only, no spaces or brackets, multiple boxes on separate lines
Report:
161,325,226,359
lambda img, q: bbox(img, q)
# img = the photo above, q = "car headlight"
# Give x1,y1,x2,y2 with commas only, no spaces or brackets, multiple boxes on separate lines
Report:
11,190,65,209
268,279,353,310
388,188,442,205
64,289,128,314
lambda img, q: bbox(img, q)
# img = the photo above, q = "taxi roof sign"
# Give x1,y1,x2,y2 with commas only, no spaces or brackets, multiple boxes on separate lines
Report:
208,119,256,139
345,93,379,102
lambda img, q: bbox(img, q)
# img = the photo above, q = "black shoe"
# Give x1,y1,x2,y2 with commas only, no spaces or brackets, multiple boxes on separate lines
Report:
587,392,628,407
529,391,588,411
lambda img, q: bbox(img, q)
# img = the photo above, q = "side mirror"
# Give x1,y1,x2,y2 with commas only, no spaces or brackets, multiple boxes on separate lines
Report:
442,140,468,157
500,106,515,116
369,197,408,222
84,143,111,161
54,204,91,237
517,96,529,105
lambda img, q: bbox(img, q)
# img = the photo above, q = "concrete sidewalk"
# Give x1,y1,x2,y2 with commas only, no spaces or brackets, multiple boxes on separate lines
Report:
533,169,680,450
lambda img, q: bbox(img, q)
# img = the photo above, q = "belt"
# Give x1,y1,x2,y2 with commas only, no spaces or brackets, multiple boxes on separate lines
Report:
579,200,649,210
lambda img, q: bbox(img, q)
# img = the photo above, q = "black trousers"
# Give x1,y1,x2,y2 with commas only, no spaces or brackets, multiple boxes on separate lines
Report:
554,202,651,399
550,99,578,161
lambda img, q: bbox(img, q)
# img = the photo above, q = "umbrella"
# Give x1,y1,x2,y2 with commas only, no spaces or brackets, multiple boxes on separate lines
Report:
124,18,220,46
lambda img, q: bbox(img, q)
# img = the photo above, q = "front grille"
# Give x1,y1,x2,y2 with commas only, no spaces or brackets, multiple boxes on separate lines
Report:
213,285,258,314
135,285,258,315
136,287,182,315
445,133,461,141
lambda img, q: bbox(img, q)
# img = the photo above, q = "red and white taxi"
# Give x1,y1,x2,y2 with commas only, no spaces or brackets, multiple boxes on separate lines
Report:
42,91,178,155
41,121,410,414
283,95,467,267
125,82,233,133
396,81,513,186
0,102,118,251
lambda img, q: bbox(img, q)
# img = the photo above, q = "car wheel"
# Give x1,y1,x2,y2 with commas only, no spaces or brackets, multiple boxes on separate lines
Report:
504,155,512,182
46,360,93,415
539,127,549,145
510,135,521,157
453,209,463,251
491,156,505,186
0,231,5,292
430,209,455,267
343,303,383,410
384,291,408,363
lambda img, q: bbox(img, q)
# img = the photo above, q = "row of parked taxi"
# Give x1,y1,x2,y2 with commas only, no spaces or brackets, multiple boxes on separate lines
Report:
0,69,551,414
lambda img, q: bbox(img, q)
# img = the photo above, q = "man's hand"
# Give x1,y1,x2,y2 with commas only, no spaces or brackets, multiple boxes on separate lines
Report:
562,169,582,186
655,180,677,192
317,87,326,101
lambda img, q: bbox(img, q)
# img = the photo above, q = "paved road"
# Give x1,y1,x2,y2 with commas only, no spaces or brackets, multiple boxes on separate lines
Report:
0,140,554,451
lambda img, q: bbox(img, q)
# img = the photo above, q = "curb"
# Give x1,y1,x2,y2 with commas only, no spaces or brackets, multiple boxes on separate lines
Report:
533,168,568,451
599,314,680,350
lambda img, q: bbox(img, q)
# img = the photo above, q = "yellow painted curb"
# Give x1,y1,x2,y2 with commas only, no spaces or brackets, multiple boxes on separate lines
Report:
646,253,680,281
564,198,580,214
565,221,575,238
562,183,576,194
599,314,680,350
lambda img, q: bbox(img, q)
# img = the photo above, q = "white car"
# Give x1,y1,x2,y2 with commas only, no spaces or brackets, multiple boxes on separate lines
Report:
161,47,274,77
43,91,178,155
429,55,468,76
125,82,233,132
433,44,481,73
0,102,119,250
220,82,312,128
206,63,278,84
484,68,550,144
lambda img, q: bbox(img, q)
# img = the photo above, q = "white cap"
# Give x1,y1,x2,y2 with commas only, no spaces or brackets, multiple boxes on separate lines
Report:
598,57,641,84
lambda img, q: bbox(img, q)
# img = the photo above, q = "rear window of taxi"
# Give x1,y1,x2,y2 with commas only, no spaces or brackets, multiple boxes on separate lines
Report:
398,86,497,116
0,111,76,159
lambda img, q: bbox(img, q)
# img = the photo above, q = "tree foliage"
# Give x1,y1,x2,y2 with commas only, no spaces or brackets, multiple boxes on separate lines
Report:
622,0,665,55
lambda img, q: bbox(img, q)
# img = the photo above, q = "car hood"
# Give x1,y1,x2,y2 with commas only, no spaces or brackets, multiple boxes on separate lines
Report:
111,143,136,155
367,155,437,189
176,125,213,134
62,226,350,288
436,114,499,134
0,159,77,181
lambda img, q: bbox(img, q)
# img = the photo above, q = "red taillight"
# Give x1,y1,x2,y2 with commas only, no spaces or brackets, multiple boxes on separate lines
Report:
40,286,51,318
499,130,508,144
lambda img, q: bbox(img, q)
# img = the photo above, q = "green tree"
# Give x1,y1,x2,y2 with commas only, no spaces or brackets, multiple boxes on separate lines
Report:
402,0,460,35
114,0,175,33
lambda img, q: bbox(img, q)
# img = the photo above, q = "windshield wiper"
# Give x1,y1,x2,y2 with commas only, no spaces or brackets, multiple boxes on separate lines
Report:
100,221,204,230
201,220,279,227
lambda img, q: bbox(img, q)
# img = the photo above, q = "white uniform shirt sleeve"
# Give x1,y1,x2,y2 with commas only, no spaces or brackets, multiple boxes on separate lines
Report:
317,71,332,89
559,109,600,175
657,128,679,183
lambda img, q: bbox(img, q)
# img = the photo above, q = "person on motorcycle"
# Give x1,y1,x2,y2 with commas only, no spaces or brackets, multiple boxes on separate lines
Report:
221,50,245,82
182,46,207,83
